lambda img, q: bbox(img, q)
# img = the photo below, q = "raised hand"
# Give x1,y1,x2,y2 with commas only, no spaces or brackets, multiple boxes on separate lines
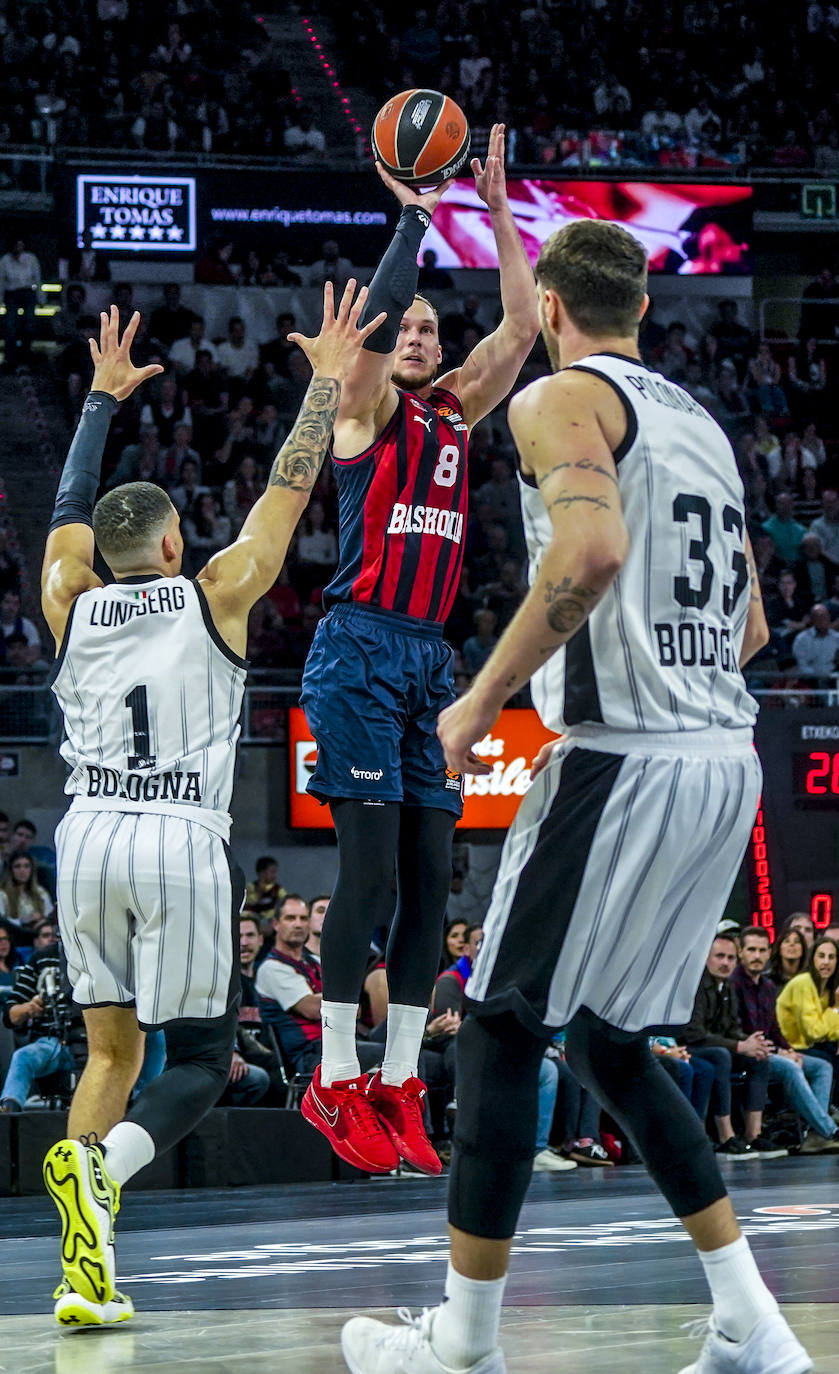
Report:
375,160,451,217
90,306,164,401
471,123,508,212
287,279,387,382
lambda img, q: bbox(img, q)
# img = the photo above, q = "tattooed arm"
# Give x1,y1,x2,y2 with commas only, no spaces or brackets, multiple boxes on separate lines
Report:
739,534,770,667
437,370,629,774
197,281,385,657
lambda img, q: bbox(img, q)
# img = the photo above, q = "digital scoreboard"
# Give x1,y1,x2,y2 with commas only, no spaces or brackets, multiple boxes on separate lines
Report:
751,712,839,939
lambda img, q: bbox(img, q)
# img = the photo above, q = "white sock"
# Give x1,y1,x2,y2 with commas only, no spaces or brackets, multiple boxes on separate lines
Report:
381,1003,428,1086
320,1001,361,1087
100,1121,155,1186
432,1261,506,1368
698,1235,779,1343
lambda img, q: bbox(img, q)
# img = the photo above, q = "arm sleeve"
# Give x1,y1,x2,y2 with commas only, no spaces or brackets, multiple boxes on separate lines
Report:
50,391,117,532
359,205,432,354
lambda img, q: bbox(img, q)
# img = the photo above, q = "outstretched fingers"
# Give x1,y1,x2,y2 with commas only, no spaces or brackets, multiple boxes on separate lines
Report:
118,309,141,353
334,277,358,324
357,310,387,342
346,284,369,328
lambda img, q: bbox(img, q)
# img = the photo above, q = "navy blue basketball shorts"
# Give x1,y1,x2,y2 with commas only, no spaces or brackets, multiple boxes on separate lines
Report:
300,602,464,816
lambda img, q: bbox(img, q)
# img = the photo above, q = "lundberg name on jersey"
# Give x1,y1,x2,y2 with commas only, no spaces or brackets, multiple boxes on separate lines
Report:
51,576,247,838
518,353,758,738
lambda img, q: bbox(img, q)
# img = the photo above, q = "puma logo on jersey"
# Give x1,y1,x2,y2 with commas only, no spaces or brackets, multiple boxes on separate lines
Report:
413,414,433,432
387,504,463,543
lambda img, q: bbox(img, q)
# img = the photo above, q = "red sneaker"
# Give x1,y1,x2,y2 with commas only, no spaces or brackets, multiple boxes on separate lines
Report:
367,1071,442,1175
301,1067,399,1174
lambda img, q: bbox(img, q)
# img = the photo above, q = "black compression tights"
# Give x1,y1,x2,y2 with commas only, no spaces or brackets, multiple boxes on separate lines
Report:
448,1007,727,1240
126,1007,237,1158
321,799,456,1006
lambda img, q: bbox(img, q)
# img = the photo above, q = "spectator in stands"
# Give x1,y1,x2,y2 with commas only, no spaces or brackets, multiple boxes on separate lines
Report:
52,284,89,346
751,531,784,591
309,241,354,294
0,920,21,992
162,421,201,485
799,267,839,343
0,238,39,368
67,227,110,284
685,97,722,149
149,284,196,350
1,854,53,930
9,819,55,882
57,314,98,413
733,927,839,1152
801,421,827,470
283,106,326,157
640,96,683,143
713,364,750,435
182,493,232,576
479,558,527,633
245,856,286,920
306,895,330,964
765,569,810,653
651,1036,716,1125
270,253,303,288
788,911,817,949
251,404,281,465
239,913,265,987
682,359,717,410
682,933,773,1157
795,532,833,606
256,894,380,1077
184,350,229,462
295,499,338,591
746,346,790,419
458,36,493,95
217,315,260,383
0,532,21,601
260,312,299,381
106,425,163,489
418,249,454,291
0,591,39,653
463,608,498,676
654,321,693,380
776,937,839,1098
30,917,60,952
792,603,839,681
169,316,218,374
440,294,486,352
809,489,839,565
223,455,263,535
709,299,753,376
140,374,193,448
0,938,85,1112
763,493,807,565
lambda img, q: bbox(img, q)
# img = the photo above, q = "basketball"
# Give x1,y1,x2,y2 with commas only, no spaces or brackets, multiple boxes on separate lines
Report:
372,89,470,187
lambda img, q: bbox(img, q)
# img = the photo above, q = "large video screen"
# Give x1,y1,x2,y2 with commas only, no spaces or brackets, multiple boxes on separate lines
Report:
423,180,753,275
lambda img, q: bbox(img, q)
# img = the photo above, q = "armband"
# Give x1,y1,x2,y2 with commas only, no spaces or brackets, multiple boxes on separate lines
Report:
359,205,432,355
49,391,117,532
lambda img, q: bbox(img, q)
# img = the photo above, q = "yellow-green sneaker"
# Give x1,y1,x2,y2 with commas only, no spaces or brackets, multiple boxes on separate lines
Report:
53,1277,134,1327
43,1137,121,1304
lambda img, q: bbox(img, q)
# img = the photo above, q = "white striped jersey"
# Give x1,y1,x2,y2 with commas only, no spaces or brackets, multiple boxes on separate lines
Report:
520,351,758,738
51,575,247,838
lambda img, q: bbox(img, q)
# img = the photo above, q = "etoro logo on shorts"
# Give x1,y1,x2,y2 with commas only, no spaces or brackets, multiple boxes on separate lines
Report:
351,765,384,781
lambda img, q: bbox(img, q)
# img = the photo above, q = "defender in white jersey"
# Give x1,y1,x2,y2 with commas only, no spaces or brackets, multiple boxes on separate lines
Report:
38,290,385,1329
343,224,811,1374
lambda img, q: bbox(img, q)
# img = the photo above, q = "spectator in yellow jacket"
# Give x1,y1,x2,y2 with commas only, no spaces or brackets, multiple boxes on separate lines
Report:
776,937,839,1102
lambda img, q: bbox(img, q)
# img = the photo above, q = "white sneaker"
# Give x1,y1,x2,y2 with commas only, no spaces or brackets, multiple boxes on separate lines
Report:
53,1277,134,1328
532,1148,578,1172
678,1312,812,1373
342,1307,506,1373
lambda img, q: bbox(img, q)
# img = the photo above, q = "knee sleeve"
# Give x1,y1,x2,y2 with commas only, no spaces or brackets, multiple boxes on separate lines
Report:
565,1007,726,1219
449,1012,549,1239
126,1008,237,1156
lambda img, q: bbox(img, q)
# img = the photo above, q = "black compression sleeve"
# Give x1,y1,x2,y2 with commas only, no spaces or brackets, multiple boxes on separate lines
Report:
49,390,117,532
359,205,432,354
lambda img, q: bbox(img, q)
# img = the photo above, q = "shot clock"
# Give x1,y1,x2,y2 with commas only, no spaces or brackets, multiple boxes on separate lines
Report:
750,712,839,940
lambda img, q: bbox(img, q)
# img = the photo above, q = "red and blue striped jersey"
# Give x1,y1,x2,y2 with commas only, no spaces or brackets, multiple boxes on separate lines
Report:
323,385,469,624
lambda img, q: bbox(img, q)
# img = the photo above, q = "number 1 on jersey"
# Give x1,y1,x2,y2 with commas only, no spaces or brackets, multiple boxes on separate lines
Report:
125,684,157,770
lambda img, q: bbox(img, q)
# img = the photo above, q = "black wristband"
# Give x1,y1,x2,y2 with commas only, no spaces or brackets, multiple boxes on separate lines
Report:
359,205,432,355
49,390,117,532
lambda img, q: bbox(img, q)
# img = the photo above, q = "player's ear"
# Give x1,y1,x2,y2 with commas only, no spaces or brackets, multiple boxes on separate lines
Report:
639,293,650,322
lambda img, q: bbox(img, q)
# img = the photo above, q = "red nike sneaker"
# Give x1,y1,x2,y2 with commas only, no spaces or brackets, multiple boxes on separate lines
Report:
367,1071,442,1175
301,1067,399,1174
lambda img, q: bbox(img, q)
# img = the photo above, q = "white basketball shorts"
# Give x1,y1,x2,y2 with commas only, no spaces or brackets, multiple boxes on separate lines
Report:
55,808,244,1029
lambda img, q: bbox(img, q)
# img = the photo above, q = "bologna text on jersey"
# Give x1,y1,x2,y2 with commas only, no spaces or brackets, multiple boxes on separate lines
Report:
50,575,248,839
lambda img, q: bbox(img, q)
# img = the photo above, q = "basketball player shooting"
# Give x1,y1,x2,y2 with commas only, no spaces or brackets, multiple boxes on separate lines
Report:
341,223,812,1374
299,124,539,1177
38,285,385,1329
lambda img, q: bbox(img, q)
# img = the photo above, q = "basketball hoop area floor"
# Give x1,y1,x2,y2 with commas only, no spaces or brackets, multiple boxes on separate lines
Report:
1,1158,838,1373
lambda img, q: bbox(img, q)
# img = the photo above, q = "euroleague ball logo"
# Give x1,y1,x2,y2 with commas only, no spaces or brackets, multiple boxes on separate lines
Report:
445,121,461,139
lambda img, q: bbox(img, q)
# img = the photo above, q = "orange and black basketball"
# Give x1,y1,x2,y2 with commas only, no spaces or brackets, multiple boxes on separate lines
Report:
372,89,470,187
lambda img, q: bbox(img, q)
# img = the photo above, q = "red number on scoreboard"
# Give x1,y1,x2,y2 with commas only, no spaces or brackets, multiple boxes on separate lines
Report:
812,893,833,928
807,752,831,794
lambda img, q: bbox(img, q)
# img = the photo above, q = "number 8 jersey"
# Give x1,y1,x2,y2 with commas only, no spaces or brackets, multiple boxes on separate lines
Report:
51,576,247,839
520,352,758,737
323,385,469,624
